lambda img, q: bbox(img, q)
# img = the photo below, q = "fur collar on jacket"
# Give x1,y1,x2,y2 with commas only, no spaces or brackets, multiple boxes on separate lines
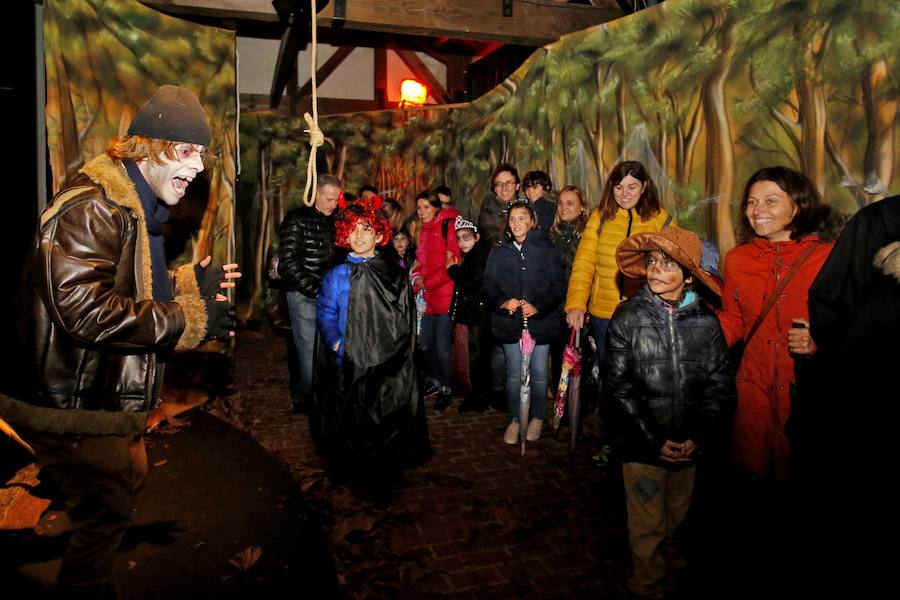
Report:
874,241,900,283
78,154,154,303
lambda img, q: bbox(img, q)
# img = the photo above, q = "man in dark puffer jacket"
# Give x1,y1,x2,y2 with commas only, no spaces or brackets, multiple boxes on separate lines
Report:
606,226,734,600
278,174,341,413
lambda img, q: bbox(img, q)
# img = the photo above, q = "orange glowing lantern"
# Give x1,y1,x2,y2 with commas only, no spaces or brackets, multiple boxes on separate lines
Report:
399,78,427,107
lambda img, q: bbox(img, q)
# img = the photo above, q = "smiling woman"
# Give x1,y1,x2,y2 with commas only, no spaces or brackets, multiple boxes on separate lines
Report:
717,166,837,483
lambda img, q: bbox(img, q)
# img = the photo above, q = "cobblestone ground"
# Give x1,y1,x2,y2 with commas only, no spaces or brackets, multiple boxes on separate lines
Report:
208,328,630,599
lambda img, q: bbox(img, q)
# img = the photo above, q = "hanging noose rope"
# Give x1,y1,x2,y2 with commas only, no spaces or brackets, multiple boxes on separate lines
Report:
302,0,324,207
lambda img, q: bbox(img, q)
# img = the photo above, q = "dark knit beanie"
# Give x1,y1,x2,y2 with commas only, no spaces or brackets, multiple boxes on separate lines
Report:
127,85,211,146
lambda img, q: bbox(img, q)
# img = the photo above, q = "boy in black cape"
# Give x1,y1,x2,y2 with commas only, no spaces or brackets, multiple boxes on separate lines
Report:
312,193,431,509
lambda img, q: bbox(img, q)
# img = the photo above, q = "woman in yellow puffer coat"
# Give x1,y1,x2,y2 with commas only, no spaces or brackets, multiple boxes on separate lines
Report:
565,161,672,369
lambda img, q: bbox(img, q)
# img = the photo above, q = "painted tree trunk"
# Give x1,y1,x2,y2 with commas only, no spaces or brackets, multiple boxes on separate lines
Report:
796,76,828,200
861,58,897,203
616,77,628,159
701,14,736,253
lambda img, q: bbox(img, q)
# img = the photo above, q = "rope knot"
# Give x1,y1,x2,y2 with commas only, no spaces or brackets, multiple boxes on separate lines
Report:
304,112,324,147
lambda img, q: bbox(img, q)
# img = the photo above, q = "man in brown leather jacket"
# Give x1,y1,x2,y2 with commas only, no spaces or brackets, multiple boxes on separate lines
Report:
0,85,238,598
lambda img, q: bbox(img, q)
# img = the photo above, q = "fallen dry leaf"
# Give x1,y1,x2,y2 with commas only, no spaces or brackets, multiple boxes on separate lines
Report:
229,545,262,571
194,541,206,548
128,561,139,570
152,459,168,468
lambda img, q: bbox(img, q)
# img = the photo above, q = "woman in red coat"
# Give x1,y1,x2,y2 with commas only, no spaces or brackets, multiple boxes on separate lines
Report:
414,190,461,409
718,166,837,483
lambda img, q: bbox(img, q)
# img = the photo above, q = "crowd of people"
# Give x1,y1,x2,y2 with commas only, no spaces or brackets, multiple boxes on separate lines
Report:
276,159,891,599
3,82,892,599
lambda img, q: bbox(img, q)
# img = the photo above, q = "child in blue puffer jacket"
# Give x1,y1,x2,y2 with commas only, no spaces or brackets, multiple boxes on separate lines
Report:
313,194,430,510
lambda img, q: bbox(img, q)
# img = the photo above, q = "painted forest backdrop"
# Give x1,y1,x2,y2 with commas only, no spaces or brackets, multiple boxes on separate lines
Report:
43,0,898,320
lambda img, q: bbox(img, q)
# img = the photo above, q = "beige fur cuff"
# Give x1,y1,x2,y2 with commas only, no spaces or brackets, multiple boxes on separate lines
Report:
875,241,900,282
174,263,201,297
174,293,208,350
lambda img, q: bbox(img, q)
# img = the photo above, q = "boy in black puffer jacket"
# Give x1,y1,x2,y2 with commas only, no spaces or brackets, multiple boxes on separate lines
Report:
447,216,491,412
607,226,734,600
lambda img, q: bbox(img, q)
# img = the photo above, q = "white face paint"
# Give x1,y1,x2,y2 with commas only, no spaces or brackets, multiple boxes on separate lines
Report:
645,250,690,301
456,229,478,253
137,143,205,206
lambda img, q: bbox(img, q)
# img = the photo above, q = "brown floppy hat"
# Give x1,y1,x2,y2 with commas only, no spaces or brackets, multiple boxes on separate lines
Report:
616,226,722,297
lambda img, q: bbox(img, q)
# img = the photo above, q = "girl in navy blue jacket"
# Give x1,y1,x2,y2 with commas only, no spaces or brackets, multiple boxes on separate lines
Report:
482,202,567,445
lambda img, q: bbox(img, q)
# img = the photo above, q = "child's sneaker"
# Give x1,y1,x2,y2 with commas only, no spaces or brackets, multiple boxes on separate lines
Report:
423,380,440,397
591,444,613,468
435,387,453,411
526,418,543,442
503,421,519,445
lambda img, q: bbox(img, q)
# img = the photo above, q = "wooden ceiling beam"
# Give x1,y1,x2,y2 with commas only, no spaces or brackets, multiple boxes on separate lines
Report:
142,0,280,22
143,0,622,46
296,46,355,98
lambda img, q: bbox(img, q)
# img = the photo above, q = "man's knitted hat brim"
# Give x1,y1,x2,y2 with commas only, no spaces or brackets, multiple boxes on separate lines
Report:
127,85,211,146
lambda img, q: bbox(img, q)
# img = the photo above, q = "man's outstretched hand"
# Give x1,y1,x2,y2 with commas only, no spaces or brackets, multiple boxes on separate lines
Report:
195,256,241,298
204,294,235,341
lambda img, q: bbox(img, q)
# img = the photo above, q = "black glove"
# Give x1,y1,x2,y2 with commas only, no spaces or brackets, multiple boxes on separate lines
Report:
204,296,233,341
195,262,226,298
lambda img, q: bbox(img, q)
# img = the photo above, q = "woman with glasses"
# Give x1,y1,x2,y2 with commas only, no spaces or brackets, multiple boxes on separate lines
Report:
478,163,524,248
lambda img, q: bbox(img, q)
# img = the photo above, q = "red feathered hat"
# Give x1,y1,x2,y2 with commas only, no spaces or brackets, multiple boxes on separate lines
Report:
334,193,392,249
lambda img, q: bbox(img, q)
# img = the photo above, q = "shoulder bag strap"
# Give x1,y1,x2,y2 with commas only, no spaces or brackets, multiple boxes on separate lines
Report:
744,242,819,345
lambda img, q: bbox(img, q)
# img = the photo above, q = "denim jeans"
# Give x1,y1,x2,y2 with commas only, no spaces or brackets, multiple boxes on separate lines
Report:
419,313,453,388
491,345,506,393
590,316,611,374
286,291,318,405
503,342,550,423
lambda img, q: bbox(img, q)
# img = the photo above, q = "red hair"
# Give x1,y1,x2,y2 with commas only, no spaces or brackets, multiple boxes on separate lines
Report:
334,194,392,249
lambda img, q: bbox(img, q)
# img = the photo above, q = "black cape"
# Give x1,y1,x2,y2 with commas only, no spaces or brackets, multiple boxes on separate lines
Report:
310,253,430,475
789,195,900,595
